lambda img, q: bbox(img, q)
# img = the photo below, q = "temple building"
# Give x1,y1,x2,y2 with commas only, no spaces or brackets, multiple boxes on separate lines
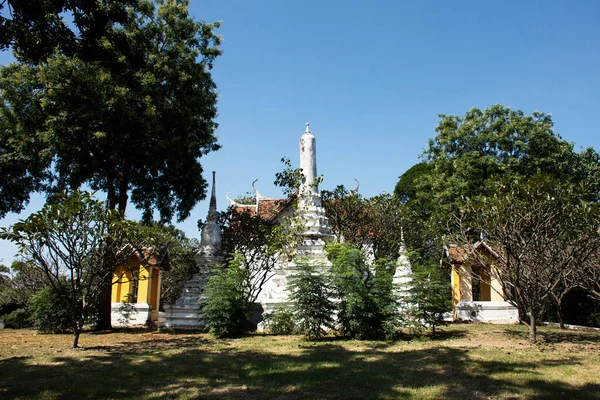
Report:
442,241,518,323
111,249,169,326
159,123,412,329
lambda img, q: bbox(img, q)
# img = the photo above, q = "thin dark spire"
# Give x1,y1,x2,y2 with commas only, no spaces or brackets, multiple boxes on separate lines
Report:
207,171,217,221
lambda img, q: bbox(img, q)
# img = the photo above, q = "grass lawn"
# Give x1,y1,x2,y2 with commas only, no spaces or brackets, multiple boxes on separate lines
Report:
1,324,599,399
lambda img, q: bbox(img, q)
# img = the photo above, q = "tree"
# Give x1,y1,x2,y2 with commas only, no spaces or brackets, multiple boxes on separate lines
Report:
405,263,451,335
0,191,147,347
203,254,251,338
321,188,404,261
0,260,48,327
453,175,600,343
1,0,222,221
417,105,599,226
288,262,336,340
1,0,223,328
327,243,398,340
321,185,369,248
219,208,299,305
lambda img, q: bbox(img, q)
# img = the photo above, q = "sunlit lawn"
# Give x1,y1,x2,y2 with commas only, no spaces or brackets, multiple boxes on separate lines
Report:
1,324,599,399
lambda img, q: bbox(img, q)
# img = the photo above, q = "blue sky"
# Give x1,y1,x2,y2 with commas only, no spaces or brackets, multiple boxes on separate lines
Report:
2,0,600,264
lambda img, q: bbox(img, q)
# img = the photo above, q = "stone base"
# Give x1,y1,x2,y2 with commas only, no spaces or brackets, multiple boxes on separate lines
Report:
163,302,206,330
454,301,518,323
111,302,156,327
163,269,215,330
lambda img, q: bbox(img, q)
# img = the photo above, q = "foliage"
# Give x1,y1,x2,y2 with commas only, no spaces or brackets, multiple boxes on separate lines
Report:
262,307,297,335
203,254,251,338
416,105,600,227
117,293,139,326
404,263,451,335
0,0,134,64
327,243,398,340
219,207,300,304
135,223,198,307
0,190,146,347
321,187,405,261
0,63,52,217
394,162,432,206
1,307,32,329
394,163,442,265
0,260,48,329
29,285,74,333
288,262,336,340
453,174,600,343
321,185,369,248
274,157,304,197
0,0,222,222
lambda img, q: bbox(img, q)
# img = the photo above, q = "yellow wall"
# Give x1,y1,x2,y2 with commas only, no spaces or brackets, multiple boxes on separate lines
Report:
111,261,161,306
451,267,461,307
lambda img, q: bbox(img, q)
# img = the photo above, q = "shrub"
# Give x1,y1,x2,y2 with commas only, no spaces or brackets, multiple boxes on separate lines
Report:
117,293,139,326
30,286,74,333
288,262,336,340
263,307,296,335
203,254,250,338
328,244,399,340
404,263,451,335
2,307,33,329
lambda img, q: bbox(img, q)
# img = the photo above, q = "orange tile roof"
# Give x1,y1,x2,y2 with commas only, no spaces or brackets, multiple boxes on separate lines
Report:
233,197,295,223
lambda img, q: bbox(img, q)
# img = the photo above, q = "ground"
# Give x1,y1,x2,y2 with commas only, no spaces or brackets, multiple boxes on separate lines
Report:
1,324,599,399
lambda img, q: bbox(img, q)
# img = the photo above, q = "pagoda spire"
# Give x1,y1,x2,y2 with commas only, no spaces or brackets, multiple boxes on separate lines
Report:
300,122,318,196
197,171,223,264
207,171,217,222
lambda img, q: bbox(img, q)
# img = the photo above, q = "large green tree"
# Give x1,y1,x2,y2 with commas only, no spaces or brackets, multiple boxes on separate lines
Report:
1,0,222,329
0,0,222,222
415,104,600,226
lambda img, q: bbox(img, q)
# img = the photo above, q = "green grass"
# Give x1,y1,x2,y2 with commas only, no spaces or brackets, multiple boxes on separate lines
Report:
1,324,599,399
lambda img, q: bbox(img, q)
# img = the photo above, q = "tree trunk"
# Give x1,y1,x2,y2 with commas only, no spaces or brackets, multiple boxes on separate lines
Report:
95,283,113,330
528,313,537,343
72,330,80,348
557,307,565,329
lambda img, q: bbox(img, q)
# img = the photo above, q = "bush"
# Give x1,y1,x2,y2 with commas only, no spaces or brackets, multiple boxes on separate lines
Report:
29,286,74,333
203,254,250,338
404,263,451,335
2,307,33,329
328,244,399,340
263,307,296,335
288,262,336,340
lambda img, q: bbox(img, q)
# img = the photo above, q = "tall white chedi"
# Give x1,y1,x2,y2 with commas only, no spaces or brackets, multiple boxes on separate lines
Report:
296,123,333,256
256,124,332,316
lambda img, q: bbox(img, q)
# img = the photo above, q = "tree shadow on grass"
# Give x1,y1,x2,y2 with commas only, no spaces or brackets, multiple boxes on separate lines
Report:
504,326,600,344
1,335,598,399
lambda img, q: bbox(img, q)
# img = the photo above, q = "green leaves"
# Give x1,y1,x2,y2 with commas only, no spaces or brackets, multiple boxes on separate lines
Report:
417,104,594,228
203,254,251,338
288,262,336,341
0,0,222,223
